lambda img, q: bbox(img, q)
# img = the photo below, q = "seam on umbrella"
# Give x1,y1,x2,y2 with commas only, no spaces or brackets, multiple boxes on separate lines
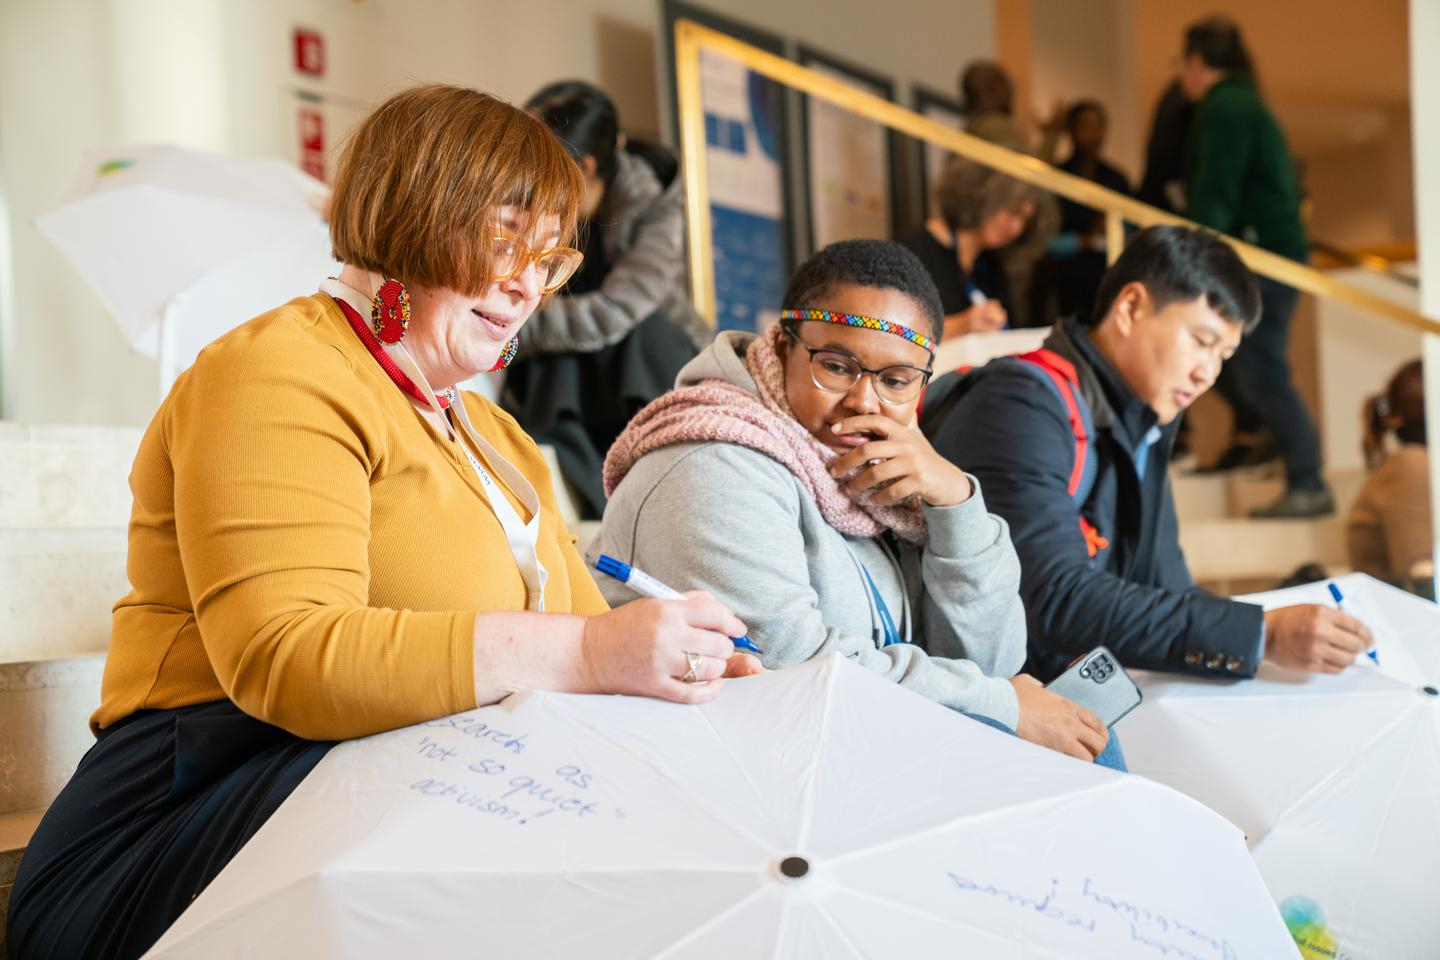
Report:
646,885,771,959
825,775,1137,868
771,899,792,960
796,659,843,853
812,897,874,959
1250,698,1423,853
547,693,778,855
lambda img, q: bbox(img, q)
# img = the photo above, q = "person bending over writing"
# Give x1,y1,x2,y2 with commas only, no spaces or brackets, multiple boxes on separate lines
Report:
597,239,1120,767
926,226,1371,682
6,84,758,960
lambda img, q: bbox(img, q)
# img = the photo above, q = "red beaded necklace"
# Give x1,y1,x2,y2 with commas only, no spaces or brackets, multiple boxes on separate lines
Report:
332,295,453,410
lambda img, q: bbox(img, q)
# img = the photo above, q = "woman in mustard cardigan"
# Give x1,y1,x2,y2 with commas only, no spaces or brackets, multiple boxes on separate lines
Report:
7,84,757,960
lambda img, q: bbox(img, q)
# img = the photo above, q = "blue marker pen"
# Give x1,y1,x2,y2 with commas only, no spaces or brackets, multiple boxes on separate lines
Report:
1328,582,1379,665
595,554,764,656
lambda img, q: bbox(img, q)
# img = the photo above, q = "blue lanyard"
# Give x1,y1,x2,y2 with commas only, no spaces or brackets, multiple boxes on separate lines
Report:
859,562,902,647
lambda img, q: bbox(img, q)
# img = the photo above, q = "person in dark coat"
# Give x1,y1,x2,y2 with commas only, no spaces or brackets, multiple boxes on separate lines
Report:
1180,16,1328,517
1136,80,1193,215
925,226,1372,682
1050,99,1131,320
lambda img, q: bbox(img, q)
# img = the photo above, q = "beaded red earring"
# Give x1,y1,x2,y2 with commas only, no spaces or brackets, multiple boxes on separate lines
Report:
370,280,411,344
488,336,519,372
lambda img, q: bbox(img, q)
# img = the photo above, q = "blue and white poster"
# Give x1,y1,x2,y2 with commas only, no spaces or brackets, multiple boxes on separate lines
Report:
701,51,787,333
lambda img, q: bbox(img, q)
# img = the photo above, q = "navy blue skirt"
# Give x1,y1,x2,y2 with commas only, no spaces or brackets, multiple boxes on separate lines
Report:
6,701,333,960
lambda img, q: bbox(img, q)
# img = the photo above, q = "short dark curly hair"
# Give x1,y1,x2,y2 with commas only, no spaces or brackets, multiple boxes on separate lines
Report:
781,239,945,343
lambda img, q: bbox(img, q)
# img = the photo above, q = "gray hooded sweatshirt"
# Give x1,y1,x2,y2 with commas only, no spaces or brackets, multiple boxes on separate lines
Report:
520,149,709,354
594,331,1027,727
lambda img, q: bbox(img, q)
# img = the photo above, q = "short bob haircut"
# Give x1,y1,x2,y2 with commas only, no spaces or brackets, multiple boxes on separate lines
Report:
1088,225,1261,332
329,84,584,297
936,154,1040,233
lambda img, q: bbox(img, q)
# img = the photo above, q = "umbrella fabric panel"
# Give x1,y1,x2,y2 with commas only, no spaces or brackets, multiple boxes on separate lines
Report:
802,658,1120,860
36,187,316,347
36,144,338,376
53,145,327,214
144,656,1297,959
828,780,1296,960
1123,575,1440,960
1122,673,1416,842
1252,701,1440,960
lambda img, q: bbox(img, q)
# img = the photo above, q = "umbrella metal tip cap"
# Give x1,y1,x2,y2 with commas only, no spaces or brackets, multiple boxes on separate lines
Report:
1423,685,1439,697
777,856,810,882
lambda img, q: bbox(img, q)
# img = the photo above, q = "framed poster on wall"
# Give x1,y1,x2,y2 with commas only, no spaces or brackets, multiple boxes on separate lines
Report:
663,1,793,333
797,46,901,251
911,85,967,222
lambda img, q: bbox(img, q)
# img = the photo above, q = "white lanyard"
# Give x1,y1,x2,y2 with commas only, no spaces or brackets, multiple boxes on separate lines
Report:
321,278,549,612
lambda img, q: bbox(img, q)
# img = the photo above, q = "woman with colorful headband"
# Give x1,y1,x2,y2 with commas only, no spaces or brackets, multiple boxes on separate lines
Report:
597,239,1117,765
6,84,759,960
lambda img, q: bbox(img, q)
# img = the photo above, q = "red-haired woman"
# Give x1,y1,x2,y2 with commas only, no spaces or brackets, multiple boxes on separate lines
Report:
6,84,757,960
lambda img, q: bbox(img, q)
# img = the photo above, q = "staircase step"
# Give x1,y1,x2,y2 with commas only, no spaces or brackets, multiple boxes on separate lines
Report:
0,422,141,529
0,656,106,816
1179,514,1348,582
1,807,47,958
0,529,128,663
1172,464,1367,522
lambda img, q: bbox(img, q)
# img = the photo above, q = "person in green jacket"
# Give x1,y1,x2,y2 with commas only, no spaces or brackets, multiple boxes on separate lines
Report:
1180,16,1331,518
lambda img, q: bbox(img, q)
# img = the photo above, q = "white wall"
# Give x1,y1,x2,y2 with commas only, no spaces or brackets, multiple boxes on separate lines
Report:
0,0,994,428
1027,0,1141,179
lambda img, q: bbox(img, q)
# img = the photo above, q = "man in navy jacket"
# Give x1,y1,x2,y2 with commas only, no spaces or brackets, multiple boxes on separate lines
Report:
927,226,1370,681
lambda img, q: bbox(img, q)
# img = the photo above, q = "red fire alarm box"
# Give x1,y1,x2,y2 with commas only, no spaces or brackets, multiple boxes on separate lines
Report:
298,107,326,181
293,28,325,77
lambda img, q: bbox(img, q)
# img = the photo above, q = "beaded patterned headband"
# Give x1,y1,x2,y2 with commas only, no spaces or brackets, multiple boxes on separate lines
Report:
778,308,935,355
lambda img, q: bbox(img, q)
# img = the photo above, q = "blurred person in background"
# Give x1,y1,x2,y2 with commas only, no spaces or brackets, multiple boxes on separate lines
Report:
1049,99,1131,321
898,155,1039,340
1347,360,1433,596
957,60,1061,328
503,80,706,519
1179,16,1327,517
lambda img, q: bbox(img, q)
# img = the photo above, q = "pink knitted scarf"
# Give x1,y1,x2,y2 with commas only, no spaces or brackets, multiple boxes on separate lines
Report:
603,326,927,544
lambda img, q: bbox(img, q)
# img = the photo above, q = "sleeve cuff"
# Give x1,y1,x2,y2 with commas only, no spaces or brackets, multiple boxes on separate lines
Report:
922,474,1003,558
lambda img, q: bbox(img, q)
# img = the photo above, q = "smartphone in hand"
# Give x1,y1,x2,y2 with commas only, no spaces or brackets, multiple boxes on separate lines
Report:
1045,646,1142,728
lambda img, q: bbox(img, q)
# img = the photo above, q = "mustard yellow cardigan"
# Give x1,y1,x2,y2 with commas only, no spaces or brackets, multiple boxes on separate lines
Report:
93,294,607,740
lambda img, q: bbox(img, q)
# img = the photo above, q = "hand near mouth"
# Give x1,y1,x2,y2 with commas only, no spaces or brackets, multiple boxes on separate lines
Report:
825,415,973,507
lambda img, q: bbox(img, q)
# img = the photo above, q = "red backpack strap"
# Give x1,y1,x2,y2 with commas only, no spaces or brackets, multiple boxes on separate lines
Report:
1016,349,1088,497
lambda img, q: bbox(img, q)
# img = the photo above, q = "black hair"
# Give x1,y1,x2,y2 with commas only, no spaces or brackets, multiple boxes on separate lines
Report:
959,61,1014,117
782,239,945,344
1088,225,1260,332
1066,99,1107,130
1388,359,1427,446
525,80,620,181
1184,16,1254,75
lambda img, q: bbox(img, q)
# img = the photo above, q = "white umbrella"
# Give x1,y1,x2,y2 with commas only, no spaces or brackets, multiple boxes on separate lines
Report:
143,655,1297,959
1122,573,1440,960
35,144,339,394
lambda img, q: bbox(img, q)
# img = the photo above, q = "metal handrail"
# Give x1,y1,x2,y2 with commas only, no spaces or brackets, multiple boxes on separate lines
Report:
675,19,1439,337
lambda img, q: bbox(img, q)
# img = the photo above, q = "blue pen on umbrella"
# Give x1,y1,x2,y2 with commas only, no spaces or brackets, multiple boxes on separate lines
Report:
1328,582,1379,665
595,554,764,656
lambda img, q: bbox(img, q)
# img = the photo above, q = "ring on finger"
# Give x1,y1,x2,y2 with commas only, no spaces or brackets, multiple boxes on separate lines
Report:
681,650,703,683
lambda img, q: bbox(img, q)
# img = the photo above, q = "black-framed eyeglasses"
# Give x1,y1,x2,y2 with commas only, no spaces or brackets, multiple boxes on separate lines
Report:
784,327,933,405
